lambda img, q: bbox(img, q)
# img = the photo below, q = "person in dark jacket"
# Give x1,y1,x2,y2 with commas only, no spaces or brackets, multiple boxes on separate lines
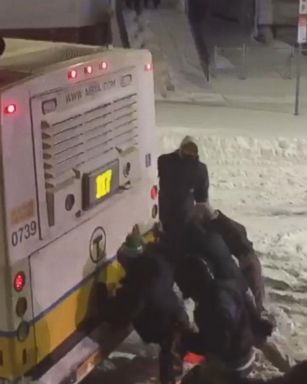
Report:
175,256,273,376
181,208,245,285
189,203,265,313
105,228,192,384
181,359,307,384
209,209,265,314
187,0,210,80
158,136,209,244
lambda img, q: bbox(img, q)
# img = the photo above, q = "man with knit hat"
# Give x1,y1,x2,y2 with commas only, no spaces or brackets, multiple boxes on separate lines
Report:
158,136,209,248
105,226,193,384
117,225,145,272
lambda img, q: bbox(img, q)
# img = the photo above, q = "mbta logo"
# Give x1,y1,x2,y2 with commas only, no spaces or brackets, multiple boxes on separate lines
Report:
89,227,106,263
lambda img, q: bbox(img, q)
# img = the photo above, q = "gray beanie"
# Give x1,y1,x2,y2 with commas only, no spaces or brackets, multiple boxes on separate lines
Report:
180,135,197,149
179,136,199,157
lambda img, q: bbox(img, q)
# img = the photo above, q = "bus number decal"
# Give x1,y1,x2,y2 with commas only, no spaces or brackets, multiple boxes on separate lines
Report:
96,169,113,200
11,221,37,247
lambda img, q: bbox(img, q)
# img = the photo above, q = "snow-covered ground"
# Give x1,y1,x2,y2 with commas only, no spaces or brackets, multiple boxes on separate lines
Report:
83,102,307,383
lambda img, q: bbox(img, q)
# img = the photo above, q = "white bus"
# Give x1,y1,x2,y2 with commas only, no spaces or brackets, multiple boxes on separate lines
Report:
0,38,158,383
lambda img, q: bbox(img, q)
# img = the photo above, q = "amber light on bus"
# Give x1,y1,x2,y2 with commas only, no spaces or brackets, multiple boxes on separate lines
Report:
14,272,26,292
100,61,108,70
144,63,153,71
4,103,17,114
68,69,78,80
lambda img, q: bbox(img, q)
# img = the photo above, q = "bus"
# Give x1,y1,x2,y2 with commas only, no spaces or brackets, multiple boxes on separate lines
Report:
0,38,158,383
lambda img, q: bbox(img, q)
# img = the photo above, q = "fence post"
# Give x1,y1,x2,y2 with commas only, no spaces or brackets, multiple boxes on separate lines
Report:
294,44,302,116
239,43,247,80
286,46,295,80
212,45,218,78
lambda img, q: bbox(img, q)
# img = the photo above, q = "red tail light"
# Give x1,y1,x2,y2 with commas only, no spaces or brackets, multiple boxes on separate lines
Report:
151,185,158,200
4,104,16,115
14,272,26,292
84,65,93,75
68,69,78,80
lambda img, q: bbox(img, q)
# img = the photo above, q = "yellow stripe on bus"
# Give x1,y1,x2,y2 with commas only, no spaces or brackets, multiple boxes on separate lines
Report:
35,259,126,363
0,259,126,379
0,328,36,379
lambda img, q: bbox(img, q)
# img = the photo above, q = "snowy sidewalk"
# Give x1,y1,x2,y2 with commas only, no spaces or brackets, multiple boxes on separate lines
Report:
199,16,307,113
156,101,307,138
140,9,223,103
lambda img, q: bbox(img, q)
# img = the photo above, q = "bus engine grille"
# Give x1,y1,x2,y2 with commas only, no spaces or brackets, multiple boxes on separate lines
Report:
41,93,138,189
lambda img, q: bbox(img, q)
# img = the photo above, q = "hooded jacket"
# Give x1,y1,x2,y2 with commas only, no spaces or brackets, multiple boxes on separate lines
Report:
158,137,209,232
106,243,190,344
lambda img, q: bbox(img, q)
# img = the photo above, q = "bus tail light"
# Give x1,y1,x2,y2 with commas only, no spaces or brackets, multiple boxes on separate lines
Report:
84,65,93,75
68,69,78,80
100,61,108,71
4,104,16,115
150,185,158,200
14,272,26,292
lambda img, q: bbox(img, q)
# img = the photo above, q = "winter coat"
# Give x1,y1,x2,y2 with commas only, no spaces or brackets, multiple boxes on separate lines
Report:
158,150,209,234
193,279,255,365
105,243,189,344
209,211,254,259
176,256,272,373
182,217,245,284
208,211,265,312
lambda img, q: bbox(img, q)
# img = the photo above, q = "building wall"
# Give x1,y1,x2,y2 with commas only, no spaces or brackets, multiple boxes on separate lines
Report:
208,0,298,27
0,0,112,46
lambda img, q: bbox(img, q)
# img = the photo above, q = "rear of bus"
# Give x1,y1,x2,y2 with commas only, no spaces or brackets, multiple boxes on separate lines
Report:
0,39,158,383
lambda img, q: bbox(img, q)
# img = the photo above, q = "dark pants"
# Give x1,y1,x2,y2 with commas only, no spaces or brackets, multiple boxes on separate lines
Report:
159,334,183,384
188,0,210,80
190,22,210,81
